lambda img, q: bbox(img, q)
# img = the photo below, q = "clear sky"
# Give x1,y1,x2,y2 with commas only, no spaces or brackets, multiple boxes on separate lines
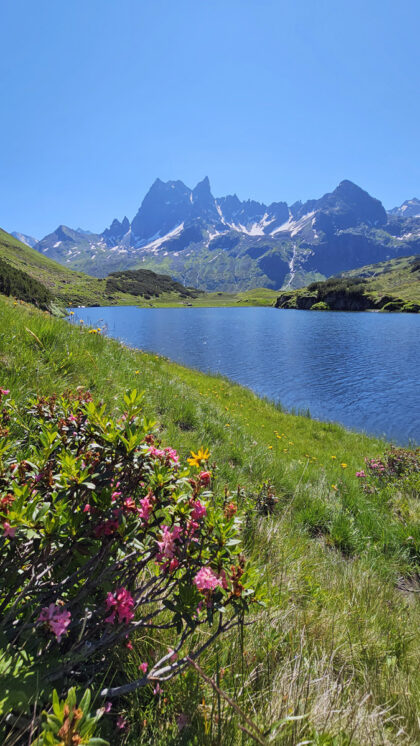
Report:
1,0,419,238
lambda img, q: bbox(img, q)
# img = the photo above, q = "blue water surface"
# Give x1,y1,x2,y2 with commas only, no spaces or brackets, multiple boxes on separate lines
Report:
69,307,420,444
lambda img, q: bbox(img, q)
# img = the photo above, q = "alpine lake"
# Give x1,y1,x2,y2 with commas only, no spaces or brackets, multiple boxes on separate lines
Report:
69,306,420,445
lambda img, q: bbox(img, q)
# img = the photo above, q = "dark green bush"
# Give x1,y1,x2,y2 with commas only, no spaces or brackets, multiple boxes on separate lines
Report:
105,269,201,299
0,258,52,309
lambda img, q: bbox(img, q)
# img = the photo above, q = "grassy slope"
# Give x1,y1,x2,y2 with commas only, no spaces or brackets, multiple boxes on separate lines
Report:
1,294,419,744
276,255,420,311
342,254,420,304
0,229,278,308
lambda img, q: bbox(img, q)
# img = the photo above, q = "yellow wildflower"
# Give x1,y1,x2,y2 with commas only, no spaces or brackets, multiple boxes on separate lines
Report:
187,447,210,467
331,484,338,491
340,463,348,469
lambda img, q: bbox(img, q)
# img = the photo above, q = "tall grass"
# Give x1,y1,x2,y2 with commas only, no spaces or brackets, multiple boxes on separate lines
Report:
1,295,419,744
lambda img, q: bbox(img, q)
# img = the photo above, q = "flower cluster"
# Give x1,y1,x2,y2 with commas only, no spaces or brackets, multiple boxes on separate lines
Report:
194,566,224,593
105,587,135,625
38,604,72,642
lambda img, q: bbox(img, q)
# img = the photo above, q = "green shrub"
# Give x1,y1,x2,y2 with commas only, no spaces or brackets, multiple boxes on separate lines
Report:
310,301,330,311
0,387,253,743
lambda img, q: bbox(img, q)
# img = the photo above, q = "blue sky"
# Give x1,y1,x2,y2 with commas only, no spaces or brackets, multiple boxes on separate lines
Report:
1,0,419,238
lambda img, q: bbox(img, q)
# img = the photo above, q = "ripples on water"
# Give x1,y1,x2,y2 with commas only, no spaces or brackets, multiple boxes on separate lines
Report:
69,307,420,445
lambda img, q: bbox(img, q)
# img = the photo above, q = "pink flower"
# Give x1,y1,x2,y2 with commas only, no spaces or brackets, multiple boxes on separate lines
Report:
193,567,224,593
3,522,16,538
123,497,137,513
138,495,153,522
38,604,71,642
116,715,127,729
83,504,91,513
0,388,10,396
94,518,119,537
356,470,366,478
148,446,165,460
111,490,122,502
190,500,206,521
139,661,148,673
156,525,182,561
169,558,179,573
199,471,211,486
105,587,135,625
153,683,162,696
164,447,179,464
104,701,112,713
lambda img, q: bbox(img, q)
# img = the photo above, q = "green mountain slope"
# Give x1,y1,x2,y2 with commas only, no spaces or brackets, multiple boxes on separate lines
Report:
341,254,420,304
275,254,420,311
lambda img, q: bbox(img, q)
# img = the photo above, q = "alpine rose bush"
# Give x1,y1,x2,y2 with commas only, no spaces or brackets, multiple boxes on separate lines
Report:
0,387,253,741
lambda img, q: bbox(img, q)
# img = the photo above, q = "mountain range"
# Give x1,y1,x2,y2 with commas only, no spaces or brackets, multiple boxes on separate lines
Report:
20,179,420,291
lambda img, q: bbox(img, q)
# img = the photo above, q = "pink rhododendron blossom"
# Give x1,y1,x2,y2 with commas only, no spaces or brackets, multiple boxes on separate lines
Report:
138,495,153,522
193,567,224,593
164,447,179,464
186,519,199,538
123,497,137,512
3,522,16,538
156,525,182,560
148,446,165,459
105,587,135,624
199,471,211,486
94,518,119,537
190,500,207,521
139,661,148,673
169,558,179,573
38,604,71,642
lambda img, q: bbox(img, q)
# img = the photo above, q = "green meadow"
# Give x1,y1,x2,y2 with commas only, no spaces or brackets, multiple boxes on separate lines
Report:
1,294,419,745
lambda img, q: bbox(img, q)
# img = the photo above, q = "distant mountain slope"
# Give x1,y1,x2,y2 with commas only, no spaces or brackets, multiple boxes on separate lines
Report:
11,231,38,248
388,198,420,218
275,255,420,312
29,179,420,291
0,229,203,307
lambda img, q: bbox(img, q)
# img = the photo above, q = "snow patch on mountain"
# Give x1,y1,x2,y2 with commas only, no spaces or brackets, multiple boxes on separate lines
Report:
271,211,316,237
139,223,185,252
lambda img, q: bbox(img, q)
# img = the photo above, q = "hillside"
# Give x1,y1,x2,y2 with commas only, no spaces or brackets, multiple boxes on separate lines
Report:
1,294,419,744
27,178,420,291
0,228,280,308
275,254,420,312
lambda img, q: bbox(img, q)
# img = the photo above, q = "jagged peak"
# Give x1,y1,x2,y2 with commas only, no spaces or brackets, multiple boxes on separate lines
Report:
192,176,212,198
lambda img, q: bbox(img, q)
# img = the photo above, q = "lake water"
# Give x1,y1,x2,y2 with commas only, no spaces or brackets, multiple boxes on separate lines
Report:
69,307,420,444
